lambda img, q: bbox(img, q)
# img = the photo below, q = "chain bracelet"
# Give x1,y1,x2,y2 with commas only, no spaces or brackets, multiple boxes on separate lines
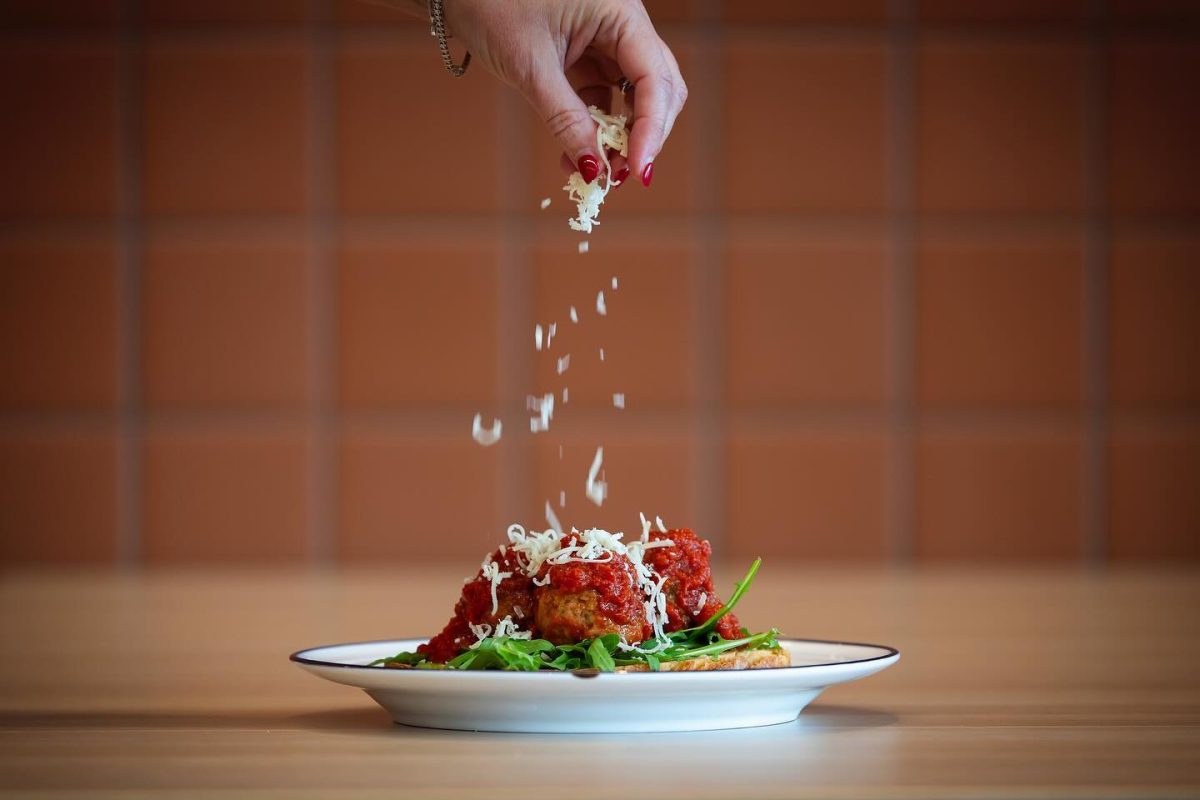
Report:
429,0,470,77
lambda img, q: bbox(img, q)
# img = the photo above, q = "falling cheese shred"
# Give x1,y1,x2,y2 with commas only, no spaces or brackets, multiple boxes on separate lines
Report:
470,413,502,447
585,446,607,506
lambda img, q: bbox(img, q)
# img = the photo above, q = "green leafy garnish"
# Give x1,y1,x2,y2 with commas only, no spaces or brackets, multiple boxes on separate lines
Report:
370,558,779,672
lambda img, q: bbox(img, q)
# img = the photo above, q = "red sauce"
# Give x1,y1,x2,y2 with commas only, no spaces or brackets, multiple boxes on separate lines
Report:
419,546,535,663
648,529,742,640
420,529,741,662
537,543,650,642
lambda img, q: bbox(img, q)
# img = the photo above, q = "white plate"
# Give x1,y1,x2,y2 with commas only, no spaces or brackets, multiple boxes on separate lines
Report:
291,637,899,733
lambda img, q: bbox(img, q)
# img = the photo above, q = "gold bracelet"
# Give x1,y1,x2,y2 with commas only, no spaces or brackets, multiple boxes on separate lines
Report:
428,0,470,78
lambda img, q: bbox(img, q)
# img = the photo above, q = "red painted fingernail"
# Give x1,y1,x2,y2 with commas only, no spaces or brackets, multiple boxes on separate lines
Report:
641,162,654,187
615,166,631,186
578,155,600,184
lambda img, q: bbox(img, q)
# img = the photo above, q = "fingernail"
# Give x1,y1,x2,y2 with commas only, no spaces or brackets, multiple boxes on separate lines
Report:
641,162,654,188
578,155,600,184
615,166,631,186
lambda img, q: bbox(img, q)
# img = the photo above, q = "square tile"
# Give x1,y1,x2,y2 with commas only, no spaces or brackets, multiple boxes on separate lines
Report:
533,435,694,537
917,1,1089,22
336,42,501,214
0,237,118,411
1109,235,1200,411
143,0,307,23
917,38,1086,213
338,432,501,560
142,41,308,215
338,237,499,409
143,429,309,562
916,429,1084,560
529,37,697,216
642,0,694,22
724,0,889,24
142,234,309,411
724,39,888,212
332,0,424,25
532,241,693,410
1108,425,1200,560
0,430,117,563
1110,1,1200,23
726,234,890,410
0,1,116,25
727,430,890,560
0,44,117,216
917,233,1084,411
1108,40,1200,215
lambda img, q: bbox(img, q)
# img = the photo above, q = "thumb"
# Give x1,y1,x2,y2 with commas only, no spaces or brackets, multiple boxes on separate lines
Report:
526,69,602,183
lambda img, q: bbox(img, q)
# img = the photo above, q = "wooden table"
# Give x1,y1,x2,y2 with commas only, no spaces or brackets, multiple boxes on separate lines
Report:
1,566,1198,798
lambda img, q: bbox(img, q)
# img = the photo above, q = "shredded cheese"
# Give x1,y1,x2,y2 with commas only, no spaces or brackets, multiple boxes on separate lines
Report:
503,523,676,649
527,393,554,433
656,515,667,533
578,241,589,254
556,354,570,375
470,413,502,446
569,306,578,323
599,348,605,362
596,290,607,316
613,393,625,409
563,106,630,234
478,554,513,616
540,197,551,210
585,446,607,506
611,276,618,290
534,324,543,351
559,490,566,508
545,500,563,534
694,592,708,616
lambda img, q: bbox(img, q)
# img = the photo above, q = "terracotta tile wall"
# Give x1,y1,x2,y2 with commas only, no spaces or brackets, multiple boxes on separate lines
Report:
1,1,1197,565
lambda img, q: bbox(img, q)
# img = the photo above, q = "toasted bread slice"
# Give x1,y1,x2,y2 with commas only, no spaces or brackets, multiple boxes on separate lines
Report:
615,646,790,673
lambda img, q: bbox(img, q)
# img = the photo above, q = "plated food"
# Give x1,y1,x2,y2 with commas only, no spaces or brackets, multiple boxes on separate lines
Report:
372,519,789,673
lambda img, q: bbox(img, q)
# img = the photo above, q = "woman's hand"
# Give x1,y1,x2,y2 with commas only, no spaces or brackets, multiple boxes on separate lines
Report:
442,0,687,186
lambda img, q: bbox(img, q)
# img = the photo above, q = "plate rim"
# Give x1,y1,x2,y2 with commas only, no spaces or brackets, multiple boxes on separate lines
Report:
289,636,900,675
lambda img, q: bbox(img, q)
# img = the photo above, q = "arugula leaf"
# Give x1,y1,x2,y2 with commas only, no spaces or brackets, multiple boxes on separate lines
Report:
587,637,617,672
370,650,428,667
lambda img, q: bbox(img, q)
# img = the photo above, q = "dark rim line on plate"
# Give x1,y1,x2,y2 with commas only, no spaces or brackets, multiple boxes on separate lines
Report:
289,637,901,673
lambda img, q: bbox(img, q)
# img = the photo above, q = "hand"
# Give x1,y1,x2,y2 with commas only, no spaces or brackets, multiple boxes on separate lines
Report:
443,0,687,185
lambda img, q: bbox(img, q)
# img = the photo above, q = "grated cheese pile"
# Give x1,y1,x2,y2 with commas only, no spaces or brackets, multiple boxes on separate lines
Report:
563,106,630,234
489,521,676,650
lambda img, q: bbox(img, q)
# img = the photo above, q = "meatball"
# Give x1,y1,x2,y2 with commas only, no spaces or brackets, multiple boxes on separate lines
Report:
535,586,645,645
419,546,537,663
648,528,742,640
534,554,651,645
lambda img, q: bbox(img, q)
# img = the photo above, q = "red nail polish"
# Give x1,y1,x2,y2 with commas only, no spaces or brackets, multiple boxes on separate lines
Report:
615,166,630,186
578,155,600,184
641,162,654,187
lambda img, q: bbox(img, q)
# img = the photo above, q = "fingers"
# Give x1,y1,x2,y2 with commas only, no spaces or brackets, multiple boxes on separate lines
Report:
527,59,608,183
611,22,687,182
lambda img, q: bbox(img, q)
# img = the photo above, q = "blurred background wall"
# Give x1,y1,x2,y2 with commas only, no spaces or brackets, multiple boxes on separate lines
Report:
0,0,1197,567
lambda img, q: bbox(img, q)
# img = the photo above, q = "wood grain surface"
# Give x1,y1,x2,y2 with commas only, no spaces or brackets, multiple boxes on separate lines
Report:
1,565,1198,798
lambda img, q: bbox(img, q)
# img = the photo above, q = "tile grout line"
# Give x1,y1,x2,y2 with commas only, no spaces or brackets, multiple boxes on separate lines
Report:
691,0,727,547
1082,1,1110,565
115,0,142,567
307,0,336,564
887,0,917,564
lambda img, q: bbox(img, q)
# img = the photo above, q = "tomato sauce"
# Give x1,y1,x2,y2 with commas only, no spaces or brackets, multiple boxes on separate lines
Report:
420,529,740,662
